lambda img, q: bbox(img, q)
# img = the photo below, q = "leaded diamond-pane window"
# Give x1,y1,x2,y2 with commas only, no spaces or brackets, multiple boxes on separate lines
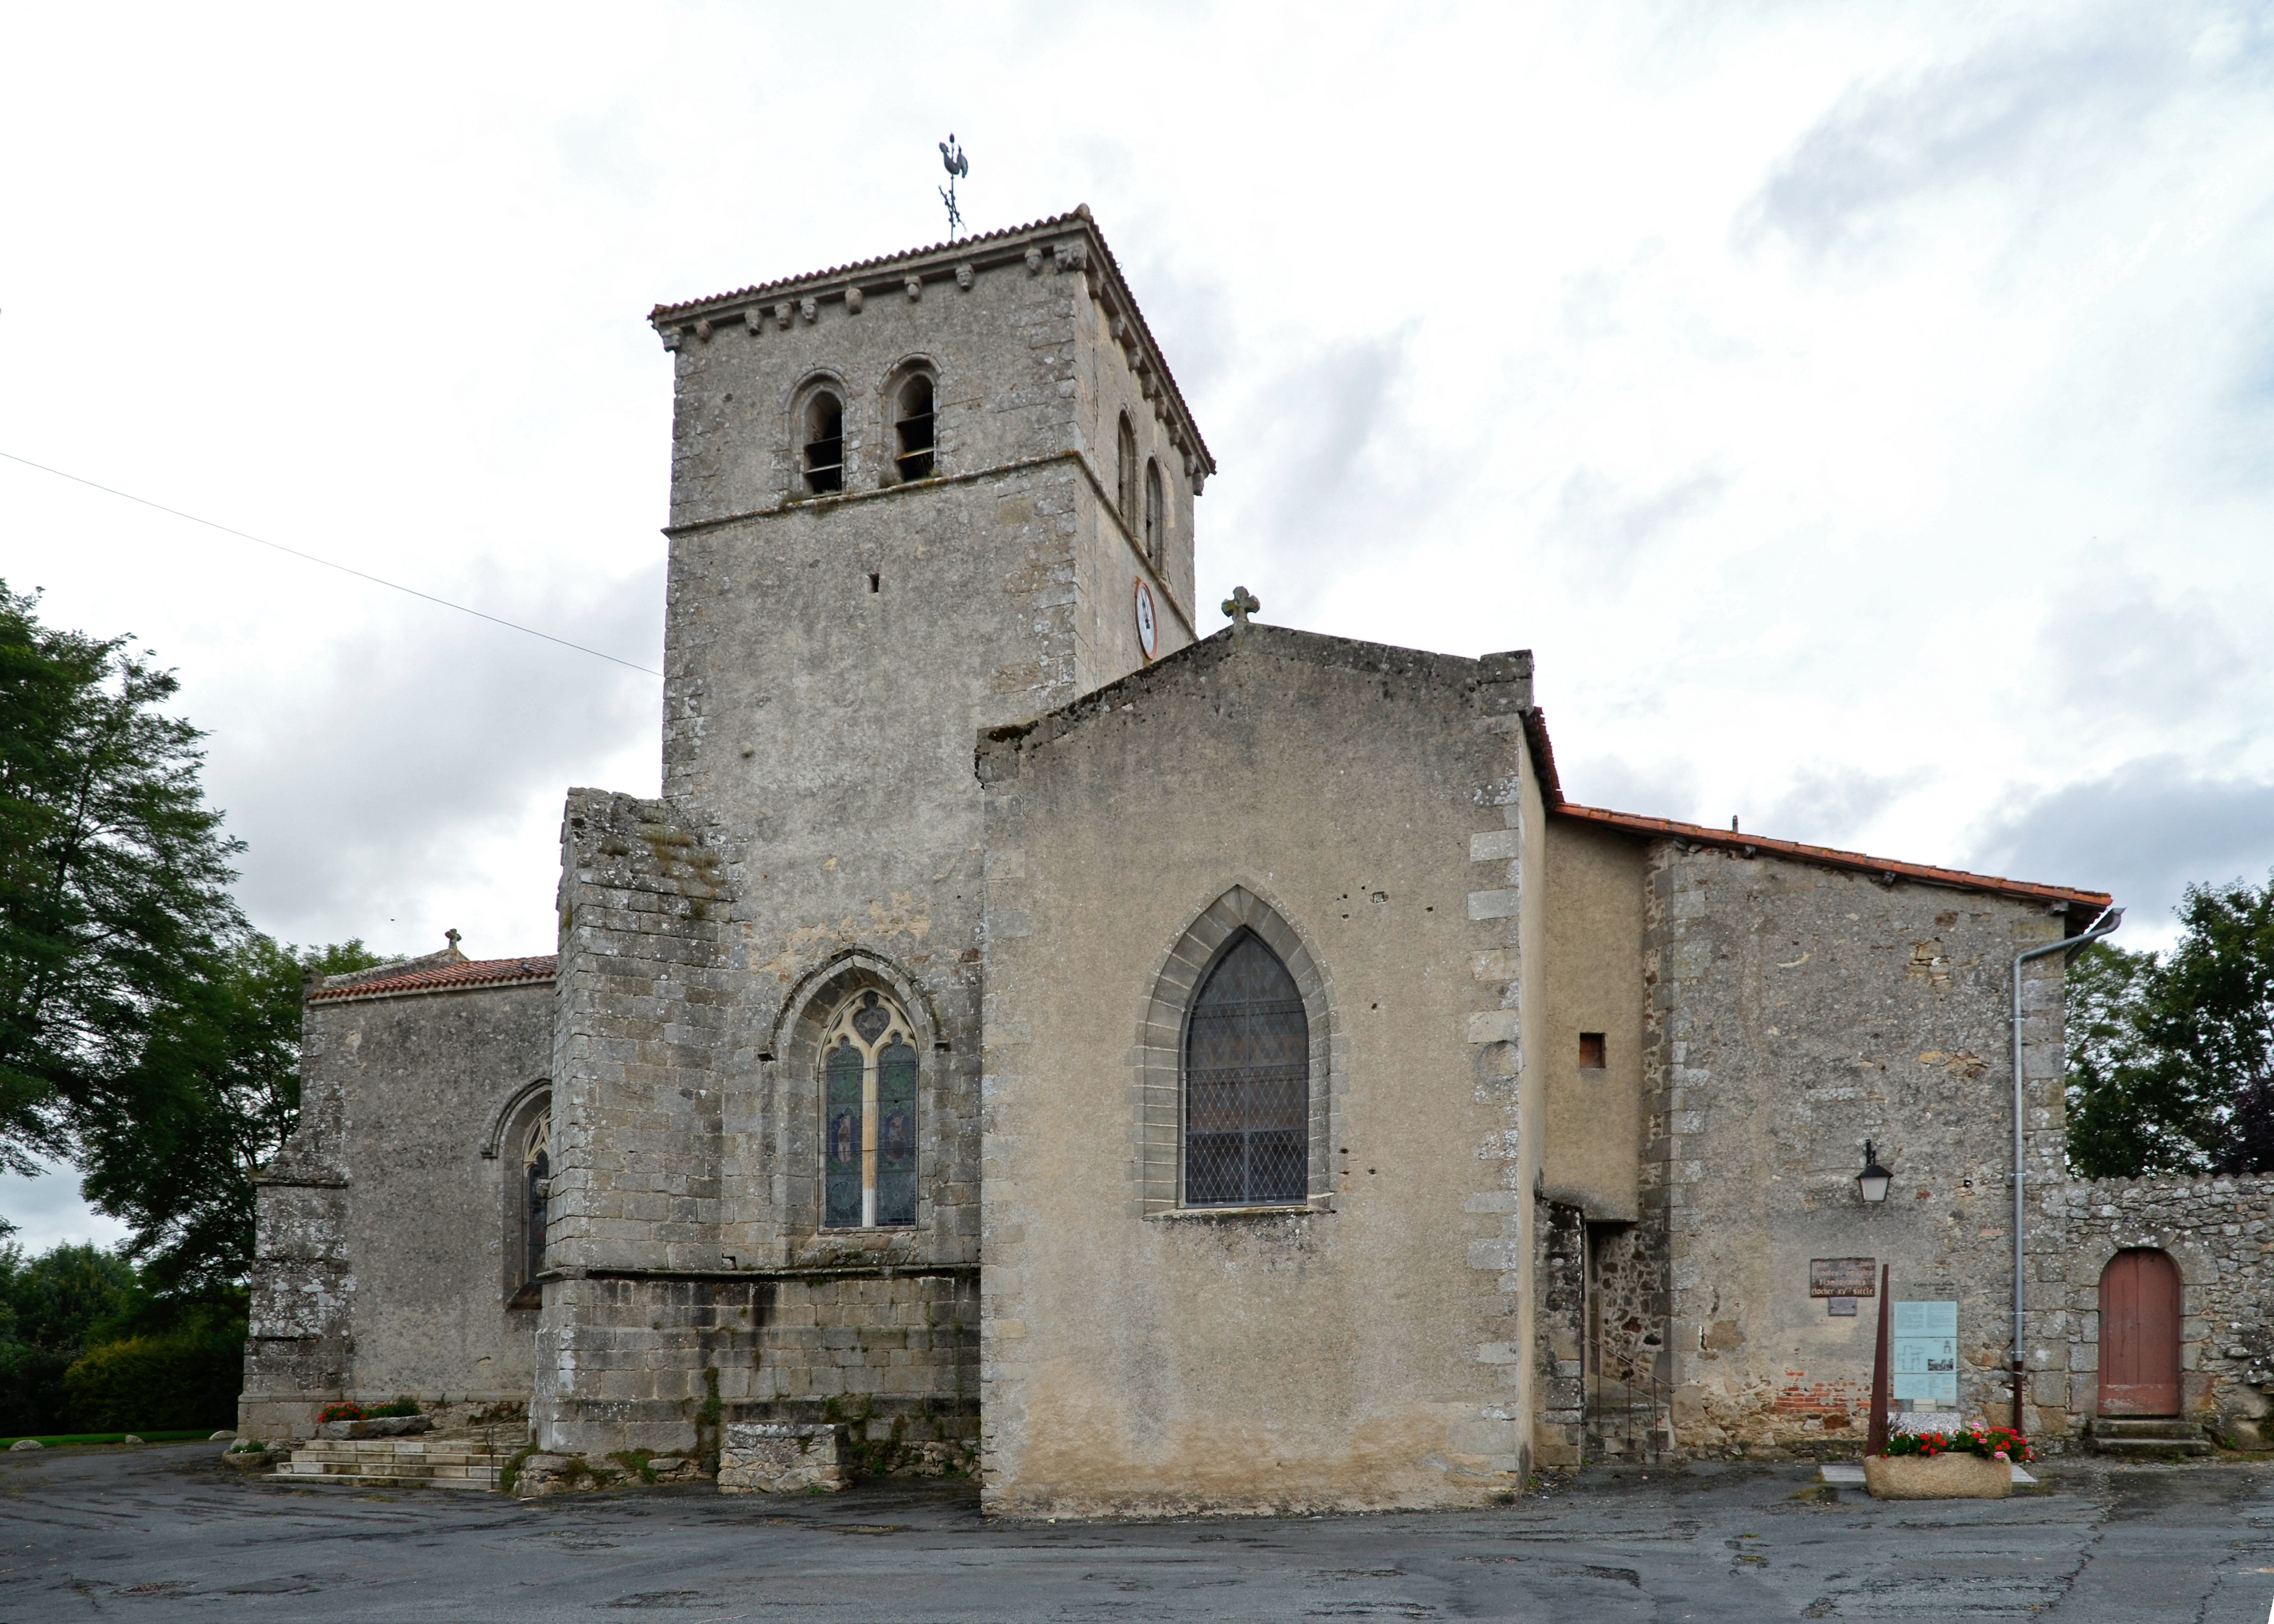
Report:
818,990,921,1229
1184,931,1308,1206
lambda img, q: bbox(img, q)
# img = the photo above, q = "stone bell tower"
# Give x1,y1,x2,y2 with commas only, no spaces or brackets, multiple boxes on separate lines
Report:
534,210,1213,1457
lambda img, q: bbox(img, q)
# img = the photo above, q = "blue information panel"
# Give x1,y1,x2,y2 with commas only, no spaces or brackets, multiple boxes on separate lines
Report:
1892,1301,1958,1404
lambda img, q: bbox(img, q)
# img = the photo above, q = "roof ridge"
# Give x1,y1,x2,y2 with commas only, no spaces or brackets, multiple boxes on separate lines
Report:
1552,802,2109,907
647,209,1089,321
307,953,558,1004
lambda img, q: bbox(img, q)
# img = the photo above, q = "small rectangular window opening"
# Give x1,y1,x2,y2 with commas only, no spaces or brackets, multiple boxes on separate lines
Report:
867,572,880,593
1579,1032,1607,1070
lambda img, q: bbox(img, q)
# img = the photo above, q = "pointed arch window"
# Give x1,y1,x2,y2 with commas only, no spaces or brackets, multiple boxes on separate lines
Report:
1184,930,1309,1206
821,990,920,1228
505,1096,551,1308
803,390,845,493
1116,411,1139,529
522,1109,550,1283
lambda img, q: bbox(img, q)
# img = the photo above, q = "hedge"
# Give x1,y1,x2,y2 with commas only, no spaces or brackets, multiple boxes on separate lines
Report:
61,1328,243,1432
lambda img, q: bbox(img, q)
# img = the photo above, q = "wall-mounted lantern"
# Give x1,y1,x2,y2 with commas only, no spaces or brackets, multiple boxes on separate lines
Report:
1858,1140,1893,1205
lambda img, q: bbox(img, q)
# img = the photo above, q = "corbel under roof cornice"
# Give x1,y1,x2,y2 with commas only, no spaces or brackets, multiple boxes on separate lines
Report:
647,207,1216,479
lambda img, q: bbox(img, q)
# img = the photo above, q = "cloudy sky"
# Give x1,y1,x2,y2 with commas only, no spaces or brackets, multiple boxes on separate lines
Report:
4,1,2271,1246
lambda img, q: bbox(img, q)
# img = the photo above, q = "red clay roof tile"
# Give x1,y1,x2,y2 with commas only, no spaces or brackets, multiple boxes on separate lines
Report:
1550,801,2111,909
307,954,557,1003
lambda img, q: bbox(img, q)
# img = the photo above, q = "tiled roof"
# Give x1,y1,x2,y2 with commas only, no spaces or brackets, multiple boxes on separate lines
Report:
647,207,1215,475
648,209,1091,321
308,954,557,1003
1550,802,2111,908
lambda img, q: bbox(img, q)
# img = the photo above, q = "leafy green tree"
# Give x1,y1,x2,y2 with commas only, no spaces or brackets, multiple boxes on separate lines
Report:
78,936,380,1298
0,1241,138,1434
0,583,243,1175
2066,873,2274,1178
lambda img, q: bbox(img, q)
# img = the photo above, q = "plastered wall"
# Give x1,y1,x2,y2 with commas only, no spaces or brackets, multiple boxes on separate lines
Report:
976,626,1545,1515
1540,820,1646,1220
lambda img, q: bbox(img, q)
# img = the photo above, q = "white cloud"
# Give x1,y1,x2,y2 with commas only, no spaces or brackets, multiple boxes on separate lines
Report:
2,0,2270,1226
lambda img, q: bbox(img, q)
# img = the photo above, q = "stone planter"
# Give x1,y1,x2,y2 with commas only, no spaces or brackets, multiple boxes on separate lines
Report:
1864,1453,2013,1499
315,1415,433,1441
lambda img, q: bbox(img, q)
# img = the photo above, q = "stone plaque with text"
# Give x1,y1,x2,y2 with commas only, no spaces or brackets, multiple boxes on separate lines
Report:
1809,1257,1876,1298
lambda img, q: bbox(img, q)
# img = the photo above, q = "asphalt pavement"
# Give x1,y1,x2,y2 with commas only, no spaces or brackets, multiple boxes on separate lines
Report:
3,1441,2272,1621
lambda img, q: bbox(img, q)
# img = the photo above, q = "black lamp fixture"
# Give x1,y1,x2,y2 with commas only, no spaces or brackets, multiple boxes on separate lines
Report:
1857,1140,1893,1204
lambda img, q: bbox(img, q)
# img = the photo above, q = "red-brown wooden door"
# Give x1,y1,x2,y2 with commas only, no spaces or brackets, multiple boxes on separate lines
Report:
2099,1249,2183,1417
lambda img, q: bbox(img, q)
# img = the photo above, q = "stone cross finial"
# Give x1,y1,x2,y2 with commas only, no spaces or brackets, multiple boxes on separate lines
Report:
1221,586,1260,629
444,928,462,956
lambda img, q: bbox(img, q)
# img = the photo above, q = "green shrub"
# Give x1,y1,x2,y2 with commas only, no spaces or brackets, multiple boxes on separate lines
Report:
61,1325,244,1432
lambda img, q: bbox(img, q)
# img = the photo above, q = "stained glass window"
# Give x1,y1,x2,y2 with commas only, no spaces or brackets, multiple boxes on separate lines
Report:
1184,930,1309,1206
877,1039,919,1226
824,1036,864,1228
818,990,921,1229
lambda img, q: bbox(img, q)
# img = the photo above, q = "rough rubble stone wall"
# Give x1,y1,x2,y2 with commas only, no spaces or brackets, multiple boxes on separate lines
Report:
1638,839,2080,1457
240,971,554,1441
976,627,1544,1515
1586,1223,1669,1459
2036,1175,2274,1446
1533,1201,1587,1464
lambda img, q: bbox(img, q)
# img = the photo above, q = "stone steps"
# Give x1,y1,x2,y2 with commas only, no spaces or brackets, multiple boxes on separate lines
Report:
2090,1417,2213,1458
274,1432,516,1491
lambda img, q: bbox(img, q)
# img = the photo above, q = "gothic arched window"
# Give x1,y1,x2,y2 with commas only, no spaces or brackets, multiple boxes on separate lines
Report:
892,372,935,482
803,390,845,493
1143,457,1164,564
1116,411,1138,529
1184,930,1309,1206
506,1099,551,1307
820,990,920,1228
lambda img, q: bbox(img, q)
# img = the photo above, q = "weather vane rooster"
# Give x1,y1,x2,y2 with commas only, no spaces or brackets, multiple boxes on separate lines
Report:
939,134,970,240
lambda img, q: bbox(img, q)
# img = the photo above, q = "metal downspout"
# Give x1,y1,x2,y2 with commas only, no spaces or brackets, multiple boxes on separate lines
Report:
2011,903,2122,1435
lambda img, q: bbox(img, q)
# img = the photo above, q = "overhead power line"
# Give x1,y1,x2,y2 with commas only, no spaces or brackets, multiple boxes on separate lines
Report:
0,449,663,678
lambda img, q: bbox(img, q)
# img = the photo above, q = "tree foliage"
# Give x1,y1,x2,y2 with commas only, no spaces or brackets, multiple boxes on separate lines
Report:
0,1242,138,1435
0,583,242,1173
79,935,379,1295
2067,874,2274,1178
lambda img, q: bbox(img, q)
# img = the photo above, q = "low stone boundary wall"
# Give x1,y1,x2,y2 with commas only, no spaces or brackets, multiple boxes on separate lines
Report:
718,1422,846,1494
2036,1174,2274,1447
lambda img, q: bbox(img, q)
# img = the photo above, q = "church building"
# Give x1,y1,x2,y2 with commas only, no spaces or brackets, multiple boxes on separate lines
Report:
243,210,2272,1514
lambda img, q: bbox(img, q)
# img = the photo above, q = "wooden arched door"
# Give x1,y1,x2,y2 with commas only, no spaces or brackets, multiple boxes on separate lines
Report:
2099,1249,2183,1417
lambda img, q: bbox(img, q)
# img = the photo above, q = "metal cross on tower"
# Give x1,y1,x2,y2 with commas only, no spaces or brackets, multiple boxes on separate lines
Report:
938,134,969,240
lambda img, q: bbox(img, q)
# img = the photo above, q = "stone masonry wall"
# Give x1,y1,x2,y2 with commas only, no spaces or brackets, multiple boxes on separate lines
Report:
2036,1174,2274,1447
242,961,554,1442
1638,839,2083,1457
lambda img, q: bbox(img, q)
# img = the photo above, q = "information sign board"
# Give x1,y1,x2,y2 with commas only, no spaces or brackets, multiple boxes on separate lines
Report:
1892,1300,1959,1404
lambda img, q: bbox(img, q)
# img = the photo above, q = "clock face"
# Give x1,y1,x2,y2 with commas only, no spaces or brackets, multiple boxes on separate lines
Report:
1134,578,1158,660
